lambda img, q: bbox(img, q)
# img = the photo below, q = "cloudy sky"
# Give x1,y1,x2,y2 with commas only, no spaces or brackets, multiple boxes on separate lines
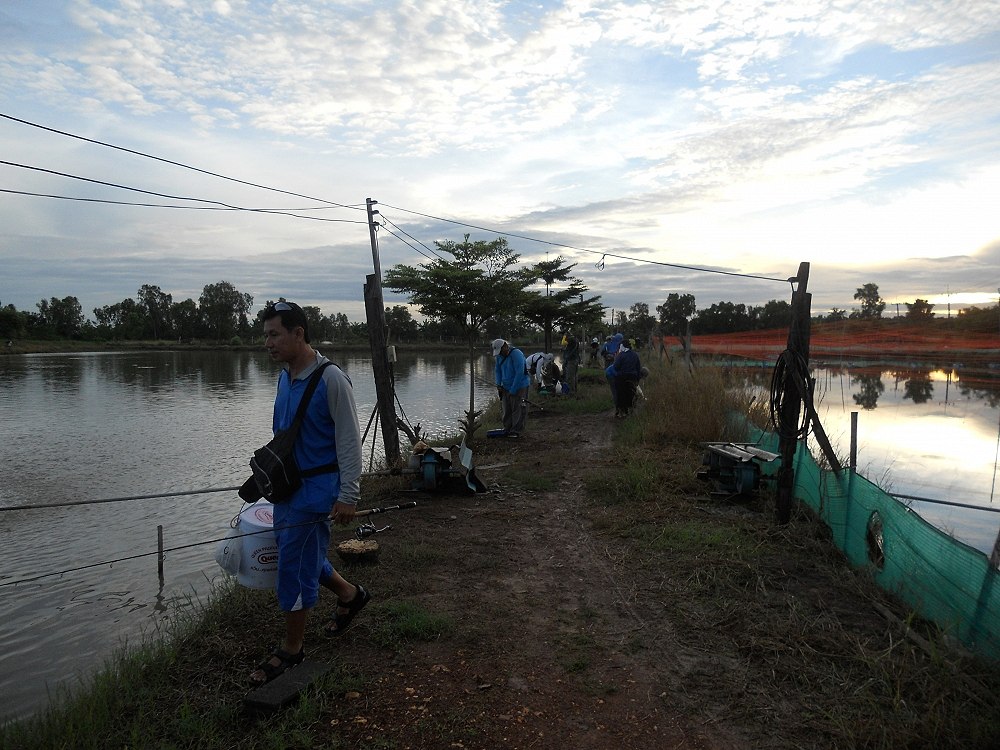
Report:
2,0,1000,323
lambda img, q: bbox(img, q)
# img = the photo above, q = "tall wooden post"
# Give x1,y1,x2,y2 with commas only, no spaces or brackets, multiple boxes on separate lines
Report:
776,262,811,524
364,198,401,467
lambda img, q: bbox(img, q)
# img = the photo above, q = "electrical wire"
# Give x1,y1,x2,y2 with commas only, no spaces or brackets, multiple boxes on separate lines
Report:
0,161,368,225
378,201,790,284
5,113,791,284
0,188,370,223
379,213,445,260
1,112,366,210
379,224,439,263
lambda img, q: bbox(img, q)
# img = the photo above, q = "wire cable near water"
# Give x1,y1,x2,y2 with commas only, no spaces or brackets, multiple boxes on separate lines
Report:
0,502,419,588
0,484,244,512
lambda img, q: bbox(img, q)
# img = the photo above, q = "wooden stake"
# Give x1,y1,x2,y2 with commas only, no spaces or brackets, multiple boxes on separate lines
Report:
157,524,164,580
776,262,811,524
850,411,858,471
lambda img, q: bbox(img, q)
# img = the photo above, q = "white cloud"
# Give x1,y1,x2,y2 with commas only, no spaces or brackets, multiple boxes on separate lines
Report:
1,0,999,318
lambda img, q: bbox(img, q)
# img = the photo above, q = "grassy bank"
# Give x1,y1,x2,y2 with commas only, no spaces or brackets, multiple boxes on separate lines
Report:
3,358,999,749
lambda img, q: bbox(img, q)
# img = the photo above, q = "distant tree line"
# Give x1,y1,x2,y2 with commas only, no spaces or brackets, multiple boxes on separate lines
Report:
3,277,996,347
2,281,258,344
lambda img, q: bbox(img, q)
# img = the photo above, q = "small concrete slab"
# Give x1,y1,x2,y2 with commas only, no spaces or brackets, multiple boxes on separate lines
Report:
243,660,332,716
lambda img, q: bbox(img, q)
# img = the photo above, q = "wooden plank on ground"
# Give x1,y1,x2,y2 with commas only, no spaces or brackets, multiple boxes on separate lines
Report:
243,660,332,715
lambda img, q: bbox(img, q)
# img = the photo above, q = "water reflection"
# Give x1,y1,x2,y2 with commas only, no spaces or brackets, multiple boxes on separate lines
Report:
851,373,884,410
843,364,1000,410
87,351,263,392
894,368,934,404
730,361,1000,550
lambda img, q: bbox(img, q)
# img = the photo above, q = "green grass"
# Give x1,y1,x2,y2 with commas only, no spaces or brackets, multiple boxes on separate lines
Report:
368,600,454,650
503,466,559,492
642,520,757,555
583,453,664,505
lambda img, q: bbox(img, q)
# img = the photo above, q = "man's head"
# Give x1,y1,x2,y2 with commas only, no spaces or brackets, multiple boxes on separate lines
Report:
491,338,510,357
263,301,310,341
263,301,310,363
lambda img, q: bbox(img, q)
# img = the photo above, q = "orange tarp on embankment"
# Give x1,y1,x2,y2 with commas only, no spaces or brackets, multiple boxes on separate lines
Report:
662,321,1000,365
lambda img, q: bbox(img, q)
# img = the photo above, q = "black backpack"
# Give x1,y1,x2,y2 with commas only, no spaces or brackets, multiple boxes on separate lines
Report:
239,362,339,504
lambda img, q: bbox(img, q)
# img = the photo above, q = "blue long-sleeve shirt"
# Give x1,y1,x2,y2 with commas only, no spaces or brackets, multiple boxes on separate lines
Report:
606,347,641,381
273,351,362,511
495,347,530,392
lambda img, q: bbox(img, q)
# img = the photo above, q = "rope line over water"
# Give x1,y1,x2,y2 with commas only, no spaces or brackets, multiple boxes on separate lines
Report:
0,485,244,512
0,516,326,589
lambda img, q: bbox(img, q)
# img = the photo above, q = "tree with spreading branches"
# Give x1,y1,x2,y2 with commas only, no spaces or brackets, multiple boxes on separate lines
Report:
384,235,534,443
521,256,603,352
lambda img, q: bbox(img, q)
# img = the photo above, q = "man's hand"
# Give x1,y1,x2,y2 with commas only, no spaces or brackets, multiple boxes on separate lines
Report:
497,386,505,399
330,501,357,526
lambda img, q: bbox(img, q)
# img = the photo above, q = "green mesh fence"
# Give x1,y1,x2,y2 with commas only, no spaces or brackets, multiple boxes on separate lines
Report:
749,425,1000,662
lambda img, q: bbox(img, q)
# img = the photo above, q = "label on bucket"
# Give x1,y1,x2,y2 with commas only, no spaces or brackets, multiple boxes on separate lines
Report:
250,504,273,527
237,501,278,590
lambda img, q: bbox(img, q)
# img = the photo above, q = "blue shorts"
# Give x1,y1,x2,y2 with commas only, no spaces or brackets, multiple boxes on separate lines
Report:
272,505,335,612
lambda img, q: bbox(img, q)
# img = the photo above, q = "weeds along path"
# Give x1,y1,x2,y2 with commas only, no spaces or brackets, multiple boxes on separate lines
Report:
314,407,727,749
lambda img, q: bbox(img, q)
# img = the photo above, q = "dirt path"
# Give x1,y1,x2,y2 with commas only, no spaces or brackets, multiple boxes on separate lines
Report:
310,409,731,749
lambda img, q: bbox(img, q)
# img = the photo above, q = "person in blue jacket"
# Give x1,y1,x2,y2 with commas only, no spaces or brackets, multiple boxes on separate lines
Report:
492,338,530,436
249,301,368,687
606,337,642,417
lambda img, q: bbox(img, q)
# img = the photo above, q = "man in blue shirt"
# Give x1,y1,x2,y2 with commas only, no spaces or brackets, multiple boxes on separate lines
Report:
249,301,368,686
607,338,642,417
492,338,530,436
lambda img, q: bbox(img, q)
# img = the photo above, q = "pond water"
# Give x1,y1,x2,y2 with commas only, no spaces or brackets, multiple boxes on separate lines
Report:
737,360,1000,554
0,349,496,722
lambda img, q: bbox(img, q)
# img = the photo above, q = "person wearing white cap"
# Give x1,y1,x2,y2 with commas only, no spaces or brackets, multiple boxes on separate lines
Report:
492,338,530,436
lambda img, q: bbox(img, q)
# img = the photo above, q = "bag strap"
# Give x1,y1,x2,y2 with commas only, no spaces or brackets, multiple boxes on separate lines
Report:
284,361,334,440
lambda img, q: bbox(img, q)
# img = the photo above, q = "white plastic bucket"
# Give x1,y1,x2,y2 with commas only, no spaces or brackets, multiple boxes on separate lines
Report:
237,501,278,589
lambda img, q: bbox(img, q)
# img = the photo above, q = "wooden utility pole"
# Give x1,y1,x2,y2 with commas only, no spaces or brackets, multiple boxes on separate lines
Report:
364,198,401,467
775,262,811,524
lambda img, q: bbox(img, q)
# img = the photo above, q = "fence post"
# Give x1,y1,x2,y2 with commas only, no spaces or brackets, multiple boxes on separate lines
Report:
157,524,164,580
850,412,858,471
776,262,811,525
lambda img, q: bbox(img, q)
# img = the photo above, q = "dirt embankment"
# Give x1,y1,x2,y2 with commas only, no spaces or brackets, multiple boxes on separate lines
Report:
271,400,999,749
313,409,706,749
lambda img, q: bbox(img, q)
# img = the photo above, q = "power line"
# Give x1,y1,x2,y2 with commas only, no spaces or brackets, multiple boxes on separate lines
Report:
378,202,790,284
1,111,366,210
0,188,369,223
379,224,438,263
0,161,369,225
379,213,445,260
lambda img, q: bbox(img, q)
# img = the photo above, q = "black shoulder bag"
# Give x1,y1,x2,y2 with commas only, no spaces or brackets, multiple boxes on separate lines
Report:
238,361,339,504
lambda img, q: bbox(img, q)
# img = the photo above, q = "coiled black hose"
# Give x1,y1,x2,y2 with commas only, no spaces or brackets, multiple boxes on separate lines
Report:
769,348,813,440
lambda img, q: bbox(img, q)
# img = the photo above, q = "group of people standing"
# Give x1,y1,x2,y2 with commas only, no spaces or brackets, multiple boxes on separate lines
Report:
600,332,644,417
491,330,643,435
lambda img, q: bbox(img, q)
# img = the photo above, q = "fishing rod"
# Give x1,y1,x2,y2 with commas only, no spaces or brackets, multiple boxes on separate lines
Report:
472,371,547,410
352,501,418,539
